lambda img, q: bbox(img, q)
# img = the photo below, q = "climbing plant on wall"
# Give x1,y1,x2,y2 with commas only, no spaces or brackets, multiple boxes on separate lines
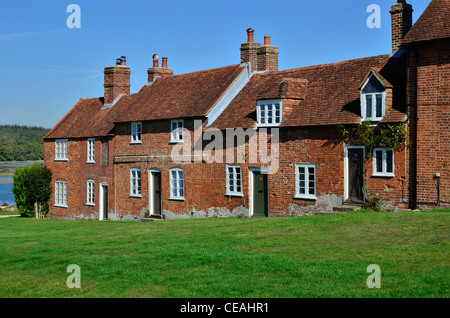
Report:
337,120,408,158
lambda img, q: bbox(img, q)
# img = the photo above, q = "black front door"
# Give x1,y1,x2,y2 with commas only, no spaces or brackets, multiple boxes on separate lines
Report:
347,148,365,204
253,172,268,217
102,185,108,220
152,172,162,216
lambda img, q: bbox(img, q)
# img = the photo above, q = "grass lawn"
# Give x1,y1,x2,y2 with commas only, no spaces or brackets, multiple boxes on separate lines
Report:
0,210,448,298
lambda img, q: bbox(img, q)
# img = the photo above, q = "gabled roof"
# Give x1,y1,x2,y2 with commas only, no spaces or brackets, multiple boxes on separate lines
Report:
211,54,407,130
359,68,393,90
112,64,246,123
44,98,115,140
403,0,450,44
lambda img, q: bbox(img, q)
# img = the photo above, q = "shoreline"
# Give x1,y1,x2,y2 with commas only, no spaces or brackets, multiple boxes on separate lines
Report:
0,160,43,164
0,160,43,178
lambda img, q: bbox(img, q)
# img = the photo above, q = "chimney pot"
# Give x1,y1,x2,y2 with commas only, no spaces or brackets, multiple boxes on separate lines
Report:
147,55,173,82
247,28,255,43
264,36,271,46
152,54,159,67
120,56,126,66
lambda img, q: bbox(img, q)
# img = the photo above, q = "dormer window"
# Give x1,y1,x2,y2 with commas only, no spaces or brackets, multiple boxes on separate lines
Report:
361,74,386,122
257,99,282,127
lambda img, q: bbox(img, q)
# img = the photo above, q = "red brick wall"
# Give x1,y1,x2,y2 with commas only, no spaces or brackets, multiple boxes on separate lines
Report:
44,137,115,219
365,147,409,210
112,121,409,220
413,39,450,208
45,118,411,220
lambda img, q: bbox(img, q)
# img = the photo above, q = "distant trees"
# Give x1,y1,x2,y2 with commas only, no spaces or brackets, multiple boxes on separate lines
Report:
0,125,50,161
12,164,52,217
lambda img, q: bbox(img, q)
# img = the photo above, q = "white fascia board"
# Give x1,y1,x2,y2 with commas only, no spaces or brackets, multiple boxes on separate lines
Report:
206,63,253,127
102,93,123,109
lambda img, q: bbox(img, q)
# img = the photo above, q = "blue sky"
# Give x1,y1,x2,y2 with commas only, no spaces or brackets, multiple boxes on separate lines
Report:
0,0,428,129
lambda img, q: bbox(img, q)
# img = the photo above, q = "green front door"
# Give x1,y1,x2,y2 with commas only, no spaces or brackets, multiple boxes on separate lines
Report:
253,172,268,217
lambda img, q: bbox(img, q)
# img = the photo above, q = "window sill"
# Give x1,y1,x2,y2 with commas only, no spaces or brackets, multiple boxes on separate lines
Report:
256,124,281,128
86,161,95,164
169,140,184,144
86,203,95,207
129,194,142,198
225,192,244,197
55,204,68,208
362,118,384,123
130,141,142,145
372,173,395,178
169,197,185,201
294,195,317,201
55,159,68,162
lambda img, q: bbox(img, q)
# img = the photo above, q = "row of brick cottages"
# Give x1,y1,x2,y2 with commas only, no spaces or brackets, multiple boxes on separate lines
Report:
43,46,410,220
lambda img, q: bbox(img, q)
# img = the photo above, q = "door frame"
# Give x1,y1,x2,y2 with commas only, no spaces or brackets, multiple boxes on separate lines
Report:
249,167,269,217
149,169,163,216
344,146,366,204
99,182,109,221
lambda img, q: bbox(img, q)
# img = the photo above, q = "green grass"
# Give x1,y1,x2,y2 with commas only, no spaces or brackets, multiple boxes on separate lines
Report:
0,211,448,298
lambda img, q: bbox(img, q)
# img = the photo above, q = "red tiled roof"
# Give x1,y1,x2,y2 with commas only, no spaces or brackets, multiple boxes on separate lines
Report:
403,0,450,44
44,64,246,139
211,54,407,129
44,98,115,139
258,78,308,100
112,64,246,123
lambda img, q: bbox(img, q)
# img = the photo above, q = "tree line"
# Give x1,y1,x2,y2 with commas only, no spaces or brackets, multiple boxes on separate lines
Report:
0,125,50,161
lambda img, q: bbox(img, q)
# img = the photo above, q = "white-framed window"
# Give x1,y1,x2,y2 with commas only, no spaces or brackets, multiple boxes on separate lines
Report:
55,181,68,207
130,168,142,197
171,119,184,143
170,168,185,200
131,122,142,144
361,75,386,121
87,138,95,163
226,165,243,196
373,148,395,177
257,99,282,127
295,164,317,200
87,180,95,205
55,139,68,161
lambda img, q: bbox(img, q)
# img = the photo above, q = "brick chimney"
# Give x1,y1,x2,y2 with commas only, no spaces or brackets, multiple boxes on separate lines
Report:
147,54,174,83
390,0,413,53
240,28,261,71
104,56,130,105
257,35,279,72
